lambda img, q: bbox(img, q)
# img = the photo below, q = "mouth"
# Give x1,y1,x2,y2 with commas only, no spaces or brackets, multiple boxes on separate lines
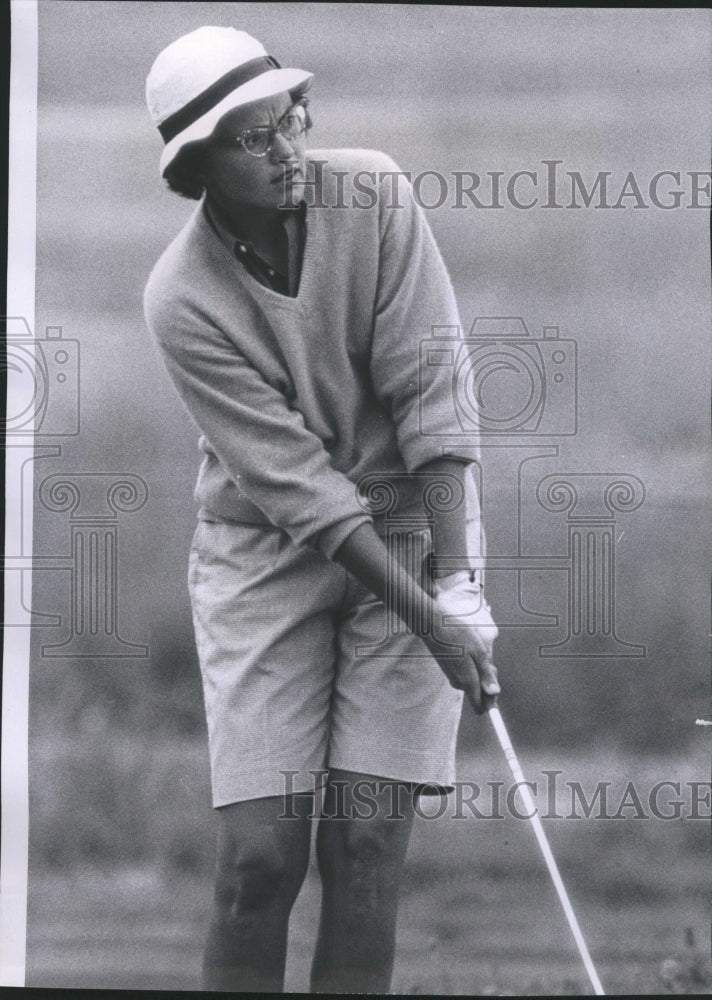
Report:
272,167,303,187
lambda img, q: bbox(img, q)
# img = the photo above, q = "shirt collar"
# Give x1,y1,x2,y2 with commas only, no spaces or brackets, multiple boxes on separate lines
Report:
203,196,305,259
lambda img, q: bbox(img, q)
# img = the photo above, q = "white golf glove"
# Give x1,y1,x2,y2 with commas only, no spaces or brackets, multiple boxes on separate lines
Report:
432,571,498,651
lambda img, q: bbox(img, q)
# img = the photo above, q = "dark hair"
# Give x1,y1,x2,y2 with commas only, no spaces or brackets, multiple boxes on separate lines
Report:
163,80,313,201
163,142,207,200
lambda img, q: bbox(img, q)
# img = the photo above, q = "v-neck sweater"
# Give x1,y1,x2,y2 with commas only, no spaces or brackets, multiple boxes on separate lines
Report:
205,199,306,297
144,148,480,558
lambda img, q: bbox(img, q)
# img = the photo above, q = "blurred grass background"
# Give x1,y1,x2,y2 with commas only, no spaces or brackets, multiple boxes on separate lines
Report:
25,2,711,993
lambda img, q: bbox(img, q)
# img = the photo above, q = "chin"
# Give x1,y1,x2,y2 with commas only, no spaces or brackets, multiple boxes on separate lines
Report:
274,183,305,210
287,180,306,204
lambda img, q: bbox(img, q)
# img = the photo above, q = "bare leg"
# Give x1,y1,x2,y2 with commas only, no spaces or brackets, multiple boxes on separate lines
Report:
203,791,313,992
310,770,417,994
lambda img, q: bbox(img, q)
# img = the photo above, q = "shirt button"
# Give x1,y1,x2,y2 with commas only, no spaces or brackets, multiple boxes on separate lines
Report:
238,244,246,253
267,268,275,276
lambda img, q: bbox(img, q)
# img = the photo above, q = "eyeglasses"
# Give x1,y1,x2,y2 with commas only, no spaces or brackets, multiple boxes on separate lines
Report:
220,99,312,158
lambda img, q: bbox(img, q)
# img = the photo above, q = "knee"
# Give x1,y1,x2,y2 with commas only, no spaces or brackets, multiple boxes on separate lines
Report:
318,821,392,884
215,839,307,920
318,822,402,927
345,823,391,868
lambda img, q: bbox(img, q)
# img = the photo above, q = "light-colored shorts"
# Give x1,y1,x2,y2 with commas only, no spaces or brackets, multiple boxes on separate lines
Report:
188,518,464,807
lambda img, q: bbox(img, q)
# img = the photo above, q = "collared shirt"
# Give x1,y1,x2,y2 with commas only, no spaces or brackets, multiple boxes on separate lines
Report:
204,199,307,298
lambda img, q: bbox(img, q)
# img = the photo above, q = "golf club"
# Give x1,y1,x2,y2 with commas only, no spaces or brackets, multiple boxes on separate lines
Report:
487,703,606,996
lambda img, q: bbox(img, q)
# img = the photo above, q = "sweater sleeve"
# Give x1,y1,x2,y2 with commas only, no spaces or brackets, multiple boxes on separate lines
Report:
145,297,372,556
369,161,481,469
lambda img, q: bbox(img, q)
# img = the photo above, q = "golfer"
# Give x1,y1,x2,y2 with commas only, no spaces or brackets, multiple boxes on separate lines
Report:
144,26,499,994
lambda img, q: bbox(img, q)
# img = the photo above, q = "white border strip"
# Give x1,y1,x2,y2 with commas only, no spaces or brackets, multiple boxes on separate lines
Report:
1,0,38,986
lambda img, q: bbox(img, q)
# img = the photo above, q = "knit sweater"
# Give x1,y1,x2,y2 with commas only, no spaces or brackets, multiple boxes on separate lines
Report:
144,148,481,558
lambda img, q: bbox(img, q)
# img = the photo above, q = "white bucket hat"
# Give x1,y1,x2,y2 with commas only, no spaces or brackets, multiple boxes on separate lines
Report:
146,26,313,177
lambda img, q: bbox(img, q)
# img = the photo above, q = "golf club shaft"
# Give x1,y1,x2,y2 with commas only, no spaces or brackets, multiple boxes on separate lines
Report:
487,705,605,996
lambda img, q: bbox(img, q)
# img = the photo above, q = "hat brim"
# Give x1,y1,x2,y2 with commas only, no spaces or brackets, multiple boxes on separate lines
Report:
159,67,313,176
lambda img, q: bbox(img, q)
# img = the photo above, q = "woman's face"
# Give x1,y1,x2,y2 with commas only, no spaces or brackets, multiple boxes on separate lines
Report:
199,92,308,214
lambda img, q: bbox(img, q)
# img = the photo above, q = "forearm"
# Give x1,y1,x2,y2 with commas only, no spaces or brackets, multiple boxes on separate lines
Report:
332,518,499,710
332,522,433,632
333,457,482,603
417,456,481,582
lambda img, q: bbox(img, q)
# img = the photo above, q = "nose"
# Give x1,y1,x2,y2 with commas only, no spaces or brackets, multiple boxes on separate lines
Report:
269,130,298,163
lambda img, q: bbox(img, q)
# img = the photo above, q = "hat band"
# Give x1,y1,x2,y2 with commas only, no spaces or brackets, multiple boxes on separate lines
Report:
158,54,282,145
